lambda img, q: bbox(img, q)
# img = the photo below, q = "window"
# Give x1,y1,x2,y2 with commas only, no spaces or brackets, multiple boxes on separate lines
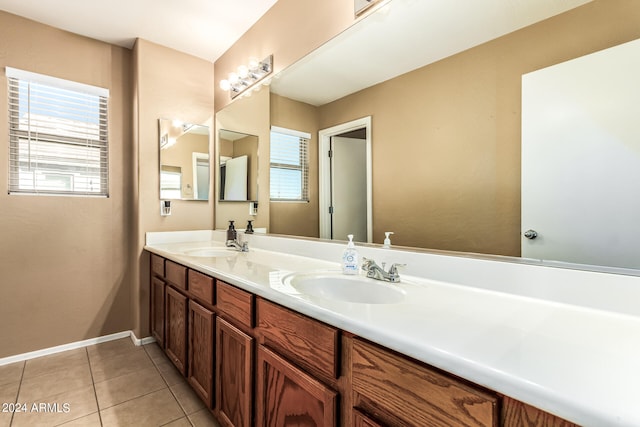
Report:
7,67,109,196
270,126,310,201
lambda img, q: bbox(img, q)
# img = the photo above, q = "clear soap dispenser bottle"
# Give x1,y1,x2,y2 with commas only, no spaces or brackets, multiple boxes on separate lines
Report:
382,231,394,248
342,234,359,275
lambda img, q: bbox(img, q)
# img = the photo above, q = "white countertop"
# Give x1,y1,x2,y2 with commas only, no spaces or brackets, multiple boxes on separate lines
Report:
145,231,640,427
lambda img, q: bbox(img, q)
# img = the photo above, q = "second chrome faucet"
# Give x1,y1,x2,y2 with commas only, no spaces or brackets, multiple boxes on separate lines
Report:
361,258,405,283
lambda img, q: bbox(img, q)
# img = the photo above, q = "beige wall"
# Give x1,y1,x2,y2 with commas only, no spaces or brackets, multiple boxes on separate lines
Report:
270,94,320,237
133,39,215,338
312,0,640,256
0,11,133,357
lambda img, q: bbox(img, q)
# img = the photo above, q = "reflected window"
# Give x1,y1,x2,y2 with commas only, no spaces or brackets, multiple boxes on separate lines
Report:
270,127,310,201
160,166,182,199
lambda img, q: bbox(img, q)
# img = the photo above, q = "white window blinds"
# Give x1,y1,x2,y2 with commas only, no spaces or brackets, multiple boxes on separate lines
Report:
270,126,310,201
6,67,109,196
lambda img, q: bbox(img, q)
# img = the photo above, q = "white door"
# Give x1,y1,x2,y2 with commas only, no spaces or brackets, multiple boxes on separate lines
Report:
521,38,640,269
331,136,367,242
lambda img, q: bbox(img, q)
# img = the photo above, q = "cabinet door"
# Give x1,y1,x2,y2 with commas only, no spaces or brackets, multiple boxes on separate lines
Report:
165,286,188,375
352,409,384,427
188,300,214,407
256,345,337,427
501,397,578,427
150,276,166,347
216,317,253,427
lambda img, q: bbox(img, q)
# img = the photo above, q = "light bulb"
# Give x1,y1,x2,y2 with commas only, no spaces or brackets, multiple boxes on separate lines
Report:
237,65,249,78
248,58,260,70
228,72,239,84
219,80,230,91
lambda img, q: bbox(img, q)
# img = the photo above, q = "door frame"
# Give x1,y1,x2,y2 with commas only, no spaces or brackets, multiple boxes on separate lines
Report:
318,116,372,242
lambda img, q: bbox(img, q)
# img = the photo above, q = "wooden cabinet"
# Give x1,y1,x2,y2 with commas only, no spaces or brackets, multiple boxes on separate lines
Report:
217,280,254,328
165,285,188,375
352,410,383,427
352,338,498,427
150,276,166,347
148,253,578,427
501,397,579,427
257,298,339,380
188,300,214,407
216,317,254,427
256,345,337,427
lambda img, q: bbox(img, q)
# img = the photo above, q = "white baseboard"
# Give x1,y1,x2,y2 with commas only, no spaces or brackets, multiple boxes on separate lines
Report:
0,331,155,366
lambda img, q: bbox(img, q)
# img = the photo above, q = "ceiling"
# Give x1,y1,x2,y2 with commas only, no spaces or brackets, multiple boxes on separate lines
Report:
270,0,592,106
0,0,278,62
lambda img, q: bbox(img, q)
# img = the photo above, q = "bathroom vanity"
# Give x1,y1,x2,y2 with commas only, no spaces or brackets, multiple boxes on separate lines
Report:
145,230,640,427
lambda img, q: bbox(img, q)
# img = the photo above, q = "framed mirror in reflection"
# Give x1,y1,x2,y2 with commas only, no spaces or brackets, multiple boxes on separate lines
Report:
218,129,258,202
159,119,210,201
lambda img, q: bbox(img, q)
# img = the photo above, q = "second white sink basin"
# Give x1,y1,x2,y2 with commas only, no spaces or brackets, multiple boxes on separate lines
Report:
184,247,237,257
283,271,406,304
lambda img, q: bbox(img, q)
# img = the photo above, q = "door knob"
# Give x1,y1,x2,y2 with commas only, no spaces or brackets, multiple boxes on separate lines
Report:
523,229,538,239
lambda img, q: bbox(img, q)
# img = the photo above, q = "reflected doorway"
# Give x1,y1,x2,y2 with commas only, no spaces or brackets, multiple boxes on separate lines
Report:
319,117,372,243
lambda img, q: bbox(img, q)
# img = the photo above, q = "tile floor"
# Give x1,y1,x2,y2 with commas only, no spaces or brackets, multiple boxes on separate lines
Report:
0,338,220,427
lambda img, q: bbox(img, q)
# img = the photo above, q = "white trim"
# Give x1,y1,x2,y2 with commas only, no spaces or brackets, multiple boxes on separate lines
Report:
0,331,153,366
318,116,373,242
271,125,312,140
5,66,109,98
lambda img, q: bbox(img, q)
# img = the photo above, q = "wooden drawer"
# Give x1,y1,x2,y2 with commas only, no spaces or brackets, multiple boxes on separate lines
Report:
256,298,339,379
188,270,214,306
151,254,165,277
352,338,498,427
165,260,187,290
352,409,384,427
217,280,254,328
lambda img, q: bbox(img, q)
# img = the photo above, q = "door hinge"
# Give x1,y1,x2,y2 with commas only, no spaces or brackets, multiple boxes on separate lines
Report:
329,206,334,214
328,150,333,158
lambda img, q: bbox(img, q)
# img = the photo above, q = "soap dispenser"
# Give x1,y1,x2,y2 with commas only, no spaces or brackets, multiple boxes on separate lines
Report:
245,220,254,234
342,234,359,275
382,231,394,248
226,220,237,241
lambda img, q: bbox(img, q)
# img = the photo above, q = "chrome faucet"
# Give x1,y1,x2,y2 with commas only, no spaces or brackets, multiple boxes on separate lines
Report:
361,257,405,283
226,233,249,252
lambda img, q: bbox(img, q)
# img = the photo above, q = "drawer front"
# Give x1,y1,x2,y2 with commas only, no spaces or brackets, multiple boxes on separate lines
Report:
189,270,214,306
151,254,165,277
352,338,497,427
165,260,187,290
257,298,339,379
217,280,254,328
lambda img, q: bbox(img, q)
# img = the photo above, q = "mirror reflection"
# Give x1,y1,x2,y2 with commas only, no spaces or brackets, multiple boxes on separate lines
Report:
159,119,210,200
262,0,640,273
218,129,258,202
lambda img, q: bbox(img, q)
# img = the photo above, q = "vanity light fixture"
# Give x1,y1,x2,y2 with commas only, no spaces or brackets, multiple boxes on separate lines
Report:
354,0,391,16
219,55,273,99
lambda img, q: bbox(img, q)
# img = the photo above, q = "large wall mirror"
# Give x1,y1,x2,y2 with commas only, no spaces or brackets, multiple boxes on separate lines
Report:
159,119,210,200
218,129,259,202
220,0,640,273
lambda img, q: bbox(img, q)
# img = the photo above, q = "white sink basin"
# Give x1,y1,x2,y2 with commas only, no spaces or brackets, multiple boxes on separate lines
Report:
282,271,406,304
183,247,237,257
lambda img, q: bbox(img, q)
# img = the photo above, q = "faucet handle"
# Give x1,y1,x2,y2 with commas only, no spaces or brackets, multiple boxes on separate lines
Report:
387,263,406,280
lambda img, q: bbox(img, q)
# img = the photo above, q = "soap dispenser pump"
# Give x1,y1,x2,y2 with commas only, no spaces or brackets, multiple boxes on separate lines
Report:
382,231,394,248
342,234,359,275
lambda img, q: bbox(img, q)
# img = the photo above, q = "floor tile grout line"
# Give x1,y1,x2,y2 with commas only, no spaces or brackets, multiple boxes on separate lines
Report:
86,347,104,427
9,360,26,427
144,344,196,426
